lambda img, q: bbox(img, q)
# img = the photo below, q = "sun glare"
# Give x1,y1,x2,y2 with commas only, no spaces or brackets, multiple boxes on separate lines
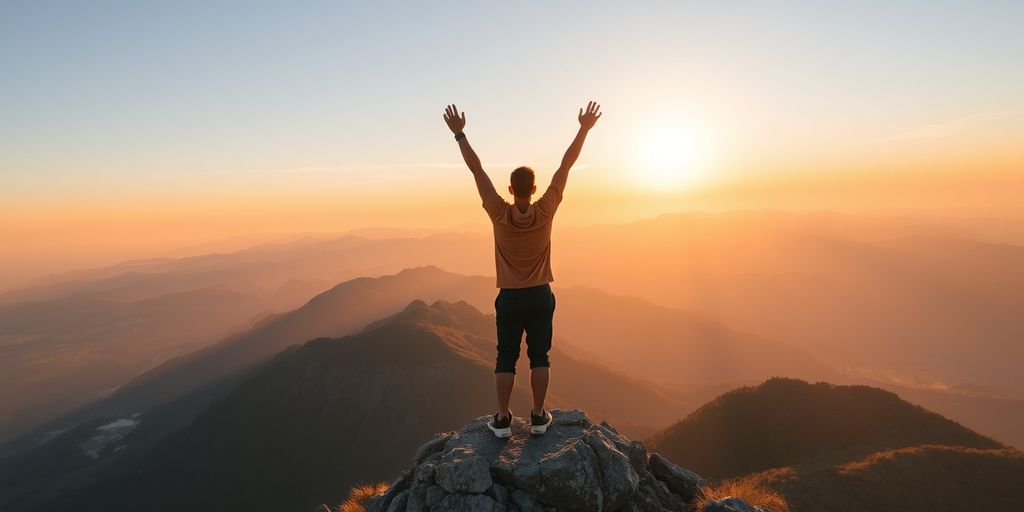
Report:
640,128,708,189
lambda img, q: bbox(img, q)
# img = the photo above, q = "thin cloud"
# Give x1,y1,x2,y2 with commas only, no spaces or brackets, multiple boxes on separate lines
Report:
197,162,592,174
885,110,1018,142
425,162,593,170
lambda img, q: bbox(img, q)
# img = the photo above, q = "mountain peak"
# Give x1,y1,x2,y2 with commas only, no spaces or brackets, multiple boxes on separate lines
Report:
364,299,494,338
360,409,764,512
395,264,455,278
400,297,483,320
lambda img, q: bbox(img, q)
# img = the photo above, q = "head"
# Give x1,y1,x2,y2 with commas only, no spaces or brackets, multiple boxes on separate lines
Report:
509,166,537,199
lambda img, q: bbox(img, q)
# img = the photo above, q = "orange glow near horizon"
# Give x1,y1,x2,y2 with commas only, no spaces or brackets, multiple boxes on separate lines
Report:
3,114,1023,292
3,157,1024,293
4,1,1024,295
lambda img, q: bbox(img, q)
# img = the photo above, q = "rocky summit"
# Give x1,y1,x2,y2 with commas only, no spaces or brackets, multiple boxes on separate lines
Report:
364,409,763,512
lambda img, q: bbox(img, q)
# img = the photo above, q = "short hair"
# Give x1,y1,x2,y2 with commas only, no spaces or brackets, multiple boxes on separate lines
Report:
510,166,535,197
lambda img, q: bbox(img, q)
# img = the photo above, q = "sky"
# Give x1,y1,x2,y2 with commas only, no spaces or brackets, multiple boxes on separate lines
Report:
1,0,1023,288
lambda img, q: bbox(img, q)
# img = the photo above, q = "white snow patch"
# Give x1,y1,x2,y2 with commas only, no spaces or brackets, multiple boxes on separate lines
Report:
97,418,139,431
36,428,70,447
79,417,140,459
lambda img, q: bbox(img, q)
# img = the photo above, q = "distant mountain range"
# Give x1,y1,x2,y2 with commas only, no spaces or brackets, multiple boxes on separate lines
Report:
5,211,1024,447
2,279,1022,511
0,231,496,442
2,210,1024,511
552,286,834,388
8,210,1024,396
556,212,1024,393
0,286,273,442
3,264,827,457
0,232,493,308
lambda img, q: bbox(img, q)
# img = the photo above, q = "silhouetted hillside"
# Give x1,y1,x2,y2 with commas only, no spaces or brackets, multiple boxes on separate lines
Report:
23,303,508,512
85,266,493,419
15,300,684,512
0,231,496,440
648,378,1002,480
748,444,1024,512
0,267,494,506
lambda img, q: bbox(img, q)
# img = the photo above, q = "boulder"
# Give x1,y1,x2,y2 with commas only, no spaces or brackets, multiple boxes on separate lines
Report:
366,409,764,512
438,493,505,512
436,447,493,494
648,452,706,502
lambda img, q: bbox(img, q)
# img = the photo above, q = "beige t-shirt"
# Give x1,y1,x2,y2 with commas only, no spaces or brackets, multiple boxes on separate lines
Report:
481,183,563,289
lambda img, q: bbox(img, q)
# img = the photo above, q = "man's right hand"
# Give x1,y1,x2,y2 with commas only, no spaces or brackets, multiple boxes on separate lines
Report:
443,104,467,134
578,101,602,131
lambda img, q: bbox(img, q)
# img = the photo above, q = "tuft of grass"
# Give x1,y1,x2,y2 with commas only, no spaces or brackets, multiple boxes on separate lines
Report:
695,477,790,512
338,482,389,512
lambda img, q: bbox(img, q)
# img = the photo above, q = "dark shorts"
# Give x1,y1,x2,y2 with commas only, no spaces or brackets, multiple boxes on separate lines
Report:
494,283,556,374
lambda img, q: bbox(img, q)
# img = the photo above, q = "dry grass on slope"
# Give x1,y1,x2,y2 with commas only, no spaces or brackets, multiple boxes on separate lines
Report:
338,482,388,512
339,477,789,512
695,476,790,512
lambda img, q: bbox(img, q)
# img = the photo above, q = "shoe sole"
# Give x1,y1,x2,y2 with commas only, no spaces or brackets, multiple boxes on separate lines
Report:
531,418,552,435
487,421,512,438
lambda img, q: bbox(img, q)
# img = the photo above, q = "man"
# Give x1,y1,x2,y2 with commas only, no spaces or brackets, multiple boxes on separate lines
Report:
442,101,602,437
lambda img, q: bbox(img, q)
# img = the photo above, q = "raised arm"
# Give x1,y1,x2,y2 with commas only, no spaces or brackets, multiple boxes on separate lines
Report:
443,104,499,203
550,101,602,192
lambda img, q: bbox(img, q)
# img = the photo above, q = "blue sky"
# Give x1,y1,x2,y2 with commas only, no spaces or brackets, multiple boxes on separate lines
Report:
3,1,1022,202
1,1,1023,289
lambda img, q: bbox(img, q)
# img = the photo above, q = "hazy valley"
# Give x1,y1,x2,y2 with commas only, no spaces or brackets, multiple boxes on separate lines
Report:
2,211,1023,511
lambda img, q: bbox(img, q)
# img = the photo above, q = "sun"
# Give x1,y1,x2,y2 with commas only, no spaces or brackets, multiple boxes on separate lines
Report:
639,128,707,188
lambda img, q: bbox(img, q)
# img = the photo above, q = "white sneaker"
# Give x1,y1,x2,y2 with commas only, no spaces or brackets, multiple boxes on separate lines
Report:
530,409,553,435
487,411,512,438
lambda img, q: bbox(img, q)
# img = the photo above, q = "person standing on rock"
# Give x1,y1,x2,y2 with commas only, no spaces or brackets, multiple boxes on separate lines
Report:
443,101,602,437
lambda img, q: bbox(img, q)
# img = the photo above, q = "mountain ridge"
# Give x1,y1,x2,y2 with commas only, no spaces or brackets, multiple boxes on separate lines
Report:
648,377,1022,512
648,377,1003,481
